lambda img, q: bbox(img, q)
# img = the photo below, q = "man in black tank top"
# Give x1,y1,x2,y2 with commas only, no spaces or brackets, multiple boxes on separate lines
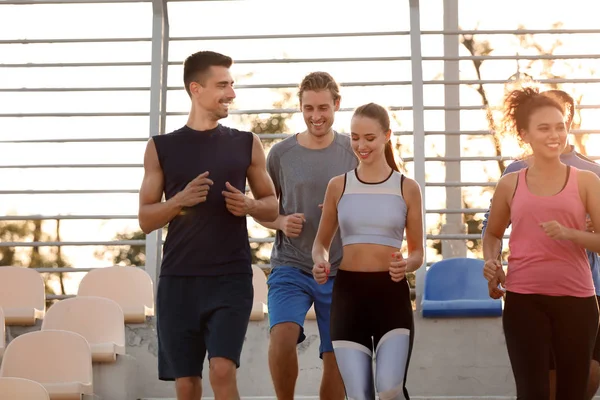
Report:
138,51,278,400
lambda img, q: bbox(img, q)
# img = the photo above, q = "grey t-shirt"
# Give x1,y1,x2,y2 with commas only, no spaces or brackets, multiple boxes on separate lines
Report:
267,132,359,275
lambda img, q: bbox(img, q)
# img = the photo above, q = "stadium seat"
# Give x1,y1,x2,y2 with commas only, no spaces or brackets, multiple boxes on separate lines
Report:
0,377,50,400
77,266,154,323
0,267,46,325
421,257,503,318
250,265,268,321
41,296,126,363
0,330,93,400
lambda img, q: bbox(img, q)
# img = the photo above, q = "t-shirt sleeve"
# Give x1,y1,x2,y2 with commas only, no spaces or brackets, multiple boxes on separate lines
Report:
573,152,600,178
266,146,281,197
503,159,527,174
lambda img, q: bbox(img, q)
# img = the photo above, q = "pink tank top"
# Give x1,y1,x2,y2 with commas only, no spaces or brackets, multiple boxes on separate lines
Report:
506,166,593,297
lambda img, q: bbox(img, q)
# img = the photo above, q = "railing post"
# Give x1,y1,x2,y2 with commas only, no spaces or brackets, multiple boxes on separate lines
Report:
146,0,169,293
409,0,427,312
441,0,467,259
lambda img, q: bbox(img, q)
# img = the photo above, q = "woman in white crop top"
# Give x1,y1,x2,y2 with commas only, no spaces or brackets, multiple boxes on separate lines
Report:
311,103,424,400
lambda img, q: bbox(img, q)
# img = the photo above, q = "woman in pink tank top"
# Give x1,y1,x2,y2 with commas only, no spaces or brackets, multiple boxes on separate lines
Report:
482,86,600,400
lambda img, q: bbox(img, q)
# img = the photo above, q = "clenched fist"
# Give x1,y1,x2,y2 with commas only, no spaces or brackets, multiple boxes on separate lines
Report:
222,181,255,217
390,252,407,282
281,213,305,238
313,261,330,284
488,277,505,299
540,220,572,241
175,171,213,207
483,258,502,281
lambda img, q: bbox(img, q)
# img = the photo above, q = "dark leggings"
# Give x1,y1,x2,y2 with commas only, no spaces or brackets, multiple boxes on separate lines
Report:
330,270,414,400
503,291,599,400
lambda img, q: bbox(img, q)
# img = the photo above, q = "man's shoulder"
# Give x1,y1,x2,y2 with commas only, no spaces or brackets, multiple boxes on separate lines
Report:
570,153,600,177
269,134,298,156
334,131,352,146
503,159,528,175
333,131,357,155
151,127,188,148
219,125,253,138
155,126,187,138
335,131,351,140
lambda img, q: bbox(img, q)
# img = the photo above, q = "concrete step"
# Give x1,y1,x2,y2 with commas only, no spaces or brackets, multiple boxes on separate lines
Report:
140,397,519,400
140,395,600,400
138,397,600,400
140,398,316,400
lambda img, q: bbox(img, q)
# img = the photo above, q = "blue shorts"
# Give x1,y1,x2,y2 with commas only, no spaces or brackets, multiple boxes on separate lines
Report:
267,266,335,357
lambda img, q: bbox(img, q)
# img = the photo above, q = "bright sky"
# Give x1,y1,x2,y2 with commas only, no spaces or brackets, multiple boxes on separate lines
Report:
1,0,600,293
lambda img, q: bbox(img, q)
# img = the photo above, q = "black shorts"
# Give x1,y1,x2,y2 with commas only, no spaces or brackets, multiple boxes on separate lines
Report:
156,273,253,380
330,269,414,351
548,295,600,370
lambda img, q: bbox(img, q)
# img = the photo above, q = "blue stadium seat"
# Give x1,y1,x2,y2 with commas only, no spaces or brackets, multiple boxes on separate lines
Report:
421,257,503,318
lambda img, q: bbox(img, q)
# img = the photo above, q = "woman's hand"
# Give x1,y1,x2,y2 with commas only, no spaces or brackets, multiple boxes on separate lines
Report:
390,252,407,282
312,261,330,284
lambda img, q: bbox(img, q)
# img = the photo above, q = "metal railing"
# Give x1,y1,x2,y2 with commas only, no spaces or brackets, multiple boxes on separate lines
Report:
2,0,600,307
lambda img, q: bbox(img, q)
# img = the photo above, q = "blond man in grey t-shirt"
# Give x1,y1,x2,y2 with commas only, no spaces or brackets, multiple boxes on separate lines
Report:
255,72,358,400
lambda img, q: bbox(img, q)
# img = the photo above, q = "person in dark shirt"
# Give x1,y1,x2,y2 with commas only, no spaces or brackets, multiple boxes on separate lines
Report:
138,50,278,400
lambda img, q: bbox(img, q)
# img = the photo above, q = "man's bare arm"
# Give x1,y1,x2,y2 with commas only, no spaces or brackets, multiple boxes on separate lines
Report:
245,134,278,222
138,138,213,234
138,139,181,234
256,216,283,231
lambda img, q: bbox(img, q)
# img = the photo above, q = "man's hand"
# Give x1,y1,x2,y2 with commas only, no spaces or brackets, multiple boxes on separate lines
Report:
280,213,305,238
390,252,407,282
222,182,255,217
488,277,505,299
540,220,573,241
483,258,506,299
313,261,330,284
587,216,594,233
174,171,213,207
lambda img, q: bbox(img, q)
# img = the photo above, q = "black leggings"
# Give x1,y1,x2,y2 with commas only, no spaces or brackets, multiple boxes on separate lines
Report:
503,291,599,400
330,270,414,400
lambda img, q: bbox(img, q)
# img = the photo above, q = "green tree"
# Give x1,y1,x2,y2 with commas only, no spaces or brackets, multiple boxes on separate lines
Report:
0,222,30,267
97,230,146,267
460,33,507,176
234,89,295,147
514,22,594,156
0,219,71,304
430,198,482,257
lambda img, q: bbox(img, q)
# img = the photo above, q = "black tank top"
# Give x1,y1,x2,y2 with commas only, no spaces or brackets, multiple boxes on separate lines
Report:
153,124,253,276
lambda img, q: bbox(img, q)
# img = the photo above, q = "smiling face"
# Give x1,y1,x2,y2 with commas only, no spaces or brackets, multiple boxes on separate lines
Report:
520,106,568,159
189,65,236,121
350,115,390,164
300,89,340,138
